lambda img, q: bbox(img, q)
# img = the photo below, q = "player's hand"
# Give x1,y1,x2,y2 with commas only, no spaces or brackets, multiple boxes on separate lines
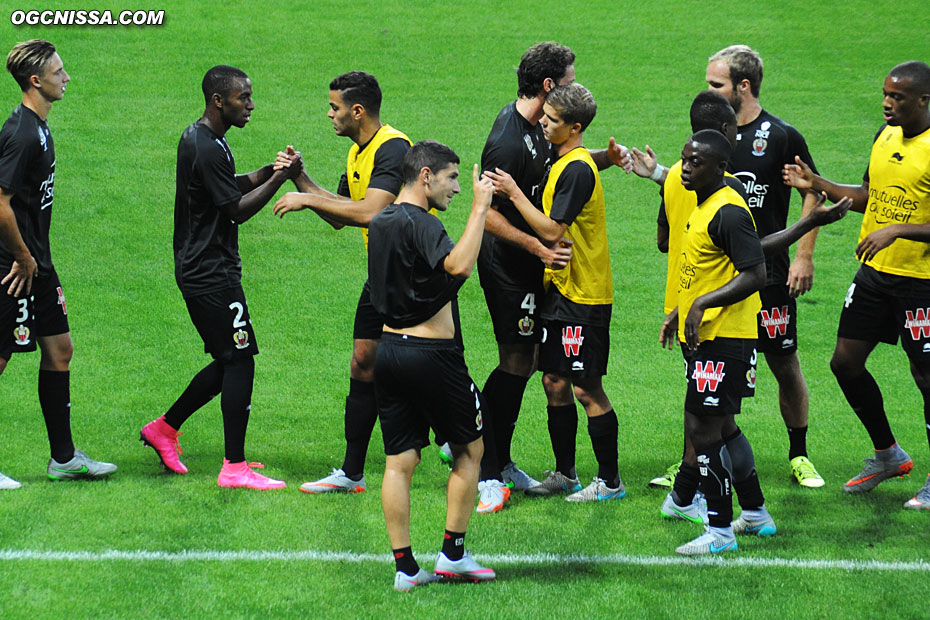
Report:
631,145,658,179
274,145,303,179
607,137,632,173
787,256,814,298
540,238,573,269
683,303,705,350
484,168,518,199
783,155,814,189
659,307,679,350
856,224,900,262
1,253,37,296
473,164,494,210
272,192,308,217
808,193,852,226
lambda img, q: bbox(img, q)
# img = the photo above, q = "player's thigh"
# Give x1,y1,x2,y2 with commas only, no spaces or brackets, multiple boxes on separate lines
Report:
756,285,799,355
184,287,259,362
482,283,544,347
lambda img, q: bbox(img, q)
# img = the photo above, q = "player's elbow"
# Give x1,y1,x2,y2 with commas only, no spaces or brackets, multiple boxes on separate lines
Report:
657,239,669,253
445,262,473,279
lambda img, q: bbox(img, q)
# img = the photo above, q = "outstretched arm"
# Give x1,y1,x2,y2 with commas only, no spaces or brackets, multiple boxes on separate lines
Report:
219,168,291,224
783,156,869,212
590,137,632,172
630,145,668,186
0,188,36,296
761,193,852,256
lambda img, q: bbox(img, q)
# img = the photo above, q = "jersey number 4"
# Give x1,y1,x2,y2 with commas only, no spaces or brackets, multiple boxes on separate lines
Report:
521,293,537,315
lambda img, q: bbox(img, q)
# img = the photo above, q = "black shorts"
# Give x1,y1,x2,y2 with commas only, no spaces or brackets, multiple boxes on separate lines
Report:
838,265,930,363
756,284,798,355
682,338,756,417
481,283,544,345
353,280,384,341
375,333,483,455
185,286,259,361
539,319,609,378
0,267,70,358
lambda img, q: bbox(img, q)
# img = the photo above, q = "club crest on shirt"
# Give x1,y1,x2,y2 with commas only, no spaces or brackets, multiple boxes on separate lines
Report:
13,324,30,346
475,411,483,431
751,138,767,157
517,315,535,336
524,133,537,158
233,329,250,349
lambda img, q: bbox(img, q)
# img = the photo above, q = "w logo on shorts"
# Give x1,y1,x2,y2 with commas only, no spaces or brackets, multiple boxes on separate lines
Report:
692,361,725,393
760,306,789,338
562,326,583,357
905,308,930,340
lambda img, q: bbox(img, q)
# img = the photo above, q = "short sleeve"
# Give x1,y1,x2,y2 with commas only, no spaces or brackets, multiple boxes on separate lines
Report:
199,139,241,208
368,138,409,195
337,172,350,198
784,124,818,175
482,138,526,209
416,215,456,270
548,160,595,225
0,129,36,194
708,204,764,272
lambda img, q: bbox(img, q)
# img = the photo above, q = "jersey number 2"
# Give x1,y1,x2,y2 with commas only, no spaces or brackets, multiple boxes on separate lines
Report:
228,302,247,328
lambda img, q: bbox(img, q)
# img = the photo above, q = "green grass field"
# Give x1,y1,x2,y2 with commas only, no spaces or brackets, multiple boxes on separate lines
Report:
1,1,929,618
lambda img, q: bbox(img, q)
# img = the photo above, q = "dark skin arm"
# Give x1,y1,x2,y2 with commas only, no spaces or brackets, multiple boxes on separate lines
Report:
760,193,853,255
683,262,766,350
657,201,669,253
219,168,290,224
236,164,276,194
783,156,869,213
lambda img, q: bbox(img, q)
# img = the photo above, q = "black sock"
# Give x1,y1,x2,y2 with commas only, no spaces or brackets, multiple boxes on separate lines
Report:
672,462,700,506
547,404,577,477
393,546,419,576
925,392,930,454
164,360,223,430
441,530,465,561
587,409,619,487
725,428,765,511
341,378,377,479
483,369,530,466
220,357,254,463
478,384,503,482
38,369,74,463
835,369,895,449
786,425,808,461
696,440,733,528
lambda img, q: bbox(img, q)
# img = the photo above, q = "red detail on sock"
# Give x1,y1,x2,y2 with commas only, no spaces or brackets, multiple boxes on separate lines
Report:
394,552,405,559
444,533,451,540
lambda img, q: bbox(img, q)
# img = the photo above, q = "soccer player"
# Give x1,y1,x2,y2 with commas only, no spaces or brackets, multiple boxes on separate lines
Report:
0,39,116,488
487,83,624,502
367,141,495,591
636,46,827,489
477,42,628,512
273,72,410,495
139,65,292,490
783,61,930,509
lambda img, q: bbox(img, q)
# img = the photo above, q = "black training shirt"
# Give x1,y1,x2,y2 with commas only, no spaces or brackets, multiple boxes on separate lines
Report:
478,101,555,288
368,202,461,328
173,121,244,298
0,105,56,275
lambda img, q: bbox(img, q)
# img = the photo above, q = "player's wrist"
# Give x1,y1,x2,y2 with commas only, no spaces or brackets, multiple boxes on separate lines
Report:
650,164,666,184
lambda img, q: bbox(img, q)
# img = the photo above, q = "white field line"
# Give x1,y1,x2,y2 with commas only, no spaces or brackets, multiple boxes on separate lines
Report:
1,549,928,572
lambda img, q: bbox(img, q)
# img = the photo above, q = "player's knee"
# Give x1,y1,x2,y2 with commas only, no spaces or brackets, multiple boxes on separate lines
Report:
450,439,483,469
542,373,571,398
829,352,859,381
350,342,378,378
910,362,930,395
41,337,73,370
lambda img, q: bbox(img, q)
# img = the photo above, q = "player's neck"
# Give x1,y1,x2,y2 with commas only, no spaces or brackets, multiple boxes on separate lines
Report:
695,180,726,205
200,111,229,138
515,96,543,125
354,119,382,147
395,186,428,211
902,114,930,138
555,134,584,157
21,91,52,121
736,98,762,126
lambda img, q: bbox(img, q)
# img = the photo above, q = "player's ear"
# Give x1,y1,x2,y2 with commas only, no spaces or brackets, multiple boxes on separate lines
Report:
351,103,365,120
210,92,223,109
419,166,431,186
542,77,555,94
28,73,42,89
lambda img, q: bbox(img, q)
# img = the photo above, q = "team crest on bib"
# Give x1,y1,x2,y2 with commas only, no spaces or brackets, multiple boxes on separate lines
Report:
233,329,250,349
13,324,30,346
517,315,535,336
